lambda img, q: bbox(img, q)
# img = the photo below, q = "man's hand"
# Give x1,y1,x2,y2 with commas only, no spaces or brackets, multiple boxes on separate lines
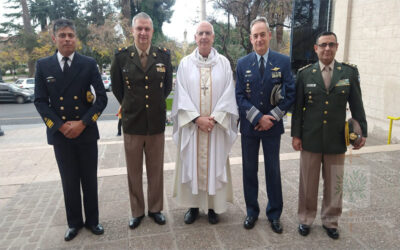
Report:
292,136,303,151
195,116,215,133
352,137,366,150
63,120,86,139
59,123,73,137
254,115,275,131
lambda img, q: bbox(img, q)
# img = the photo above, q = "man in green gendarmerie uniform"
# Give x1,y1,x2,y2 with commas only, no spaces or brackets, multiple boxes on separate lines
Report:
291,31,367,239
110,12,172,229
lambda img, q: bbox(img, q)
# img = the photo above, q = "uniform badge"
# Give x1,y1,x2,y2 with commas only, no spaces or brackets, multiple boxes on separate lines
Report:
337,66,342,70
306,83,316,87
271,67,280,71
336,79,350,86
271,72,281,78
152,52,157,57
156,63,166,72
86,91,94,103
46,76,56,83
312,69,317,73
130,52,135,58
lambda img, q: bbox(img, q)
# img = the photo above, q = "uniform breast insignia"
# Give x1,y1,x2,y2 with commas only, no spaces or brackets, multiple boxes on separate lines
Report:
271,67,280,71
152,52,157,57
245,82,251,97
335,79,350,86
86,91,94,103
46,76,56,83
44,117,54,128
271,71,281,78
245,70,252,78
156,63,166,72
312,69,317,73
130,52,135,58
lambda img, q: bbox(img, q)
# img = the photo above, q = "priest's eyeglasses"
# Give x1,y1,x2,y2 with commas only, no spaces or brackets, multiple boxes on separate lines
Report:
317,42,337,48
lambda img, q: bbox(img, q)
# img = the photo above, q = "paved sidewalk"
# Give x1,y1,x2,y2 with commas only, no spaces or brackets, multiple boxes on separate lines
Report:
0,119,399,249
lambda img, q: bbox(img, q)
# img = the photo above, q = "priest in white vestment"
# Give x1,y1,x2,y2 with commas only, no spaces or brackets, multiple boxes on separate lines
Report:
171,21,239,224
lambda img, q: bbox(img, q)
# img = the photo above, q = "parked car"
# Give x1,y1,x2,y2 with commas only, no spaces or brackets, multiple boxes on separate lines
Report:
15,78,35,89
0,83,34,104
102,75,112,91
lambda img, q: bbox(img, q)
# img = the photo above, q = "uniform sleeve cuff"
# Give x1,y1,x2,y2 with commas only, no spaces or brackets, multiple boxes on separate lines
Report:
246,106,262,125
270,106,285,122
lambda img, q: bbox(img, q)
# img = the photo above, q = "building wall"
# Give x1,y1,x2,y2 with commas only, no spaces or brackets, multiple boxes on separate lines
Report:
332,0,400,143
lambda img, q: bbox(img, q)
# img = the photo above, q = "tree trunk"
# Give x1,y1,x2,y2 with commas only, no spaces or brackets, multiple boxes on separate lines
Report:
20,0,36,77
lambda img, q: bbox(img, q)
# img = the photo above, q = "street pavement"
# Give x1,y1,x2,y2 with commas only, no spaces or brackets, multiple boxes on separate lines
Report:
0,118,399,249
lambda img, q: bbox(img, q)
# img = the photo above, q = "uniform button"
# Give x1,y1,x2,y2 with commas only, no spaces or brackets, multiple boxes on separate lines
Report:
325,101,329,105
309,91,312,94
260,91,263,94
145,95,149,99
125,77,128,80
309,96,312,99
145,104,149,108
323,120,327,124
75,106,79,110
74,96,78,100
260,102,263,105
145,85,148,89
60,106,64,110
145,76,149,80
342,90,345,93
128,86,131,89
62,116,66,120
324,111,328,115
59,97,64,101
126,81,129,84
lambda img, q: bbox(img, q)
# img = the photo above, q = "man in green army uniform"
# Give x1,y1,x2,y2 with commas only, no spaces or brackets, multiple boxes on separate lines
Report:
291,31,367,239
111,12,172,229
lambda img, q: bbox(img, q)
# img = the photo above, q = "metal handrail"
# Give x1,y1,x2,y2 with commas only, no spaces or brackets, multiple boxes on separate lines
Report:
387,116,400,144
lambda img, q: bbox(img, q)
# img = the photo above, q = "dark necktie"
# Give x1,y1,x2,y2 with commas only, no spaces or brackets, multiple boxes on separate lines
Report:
62,56,70,74
259,56,265,77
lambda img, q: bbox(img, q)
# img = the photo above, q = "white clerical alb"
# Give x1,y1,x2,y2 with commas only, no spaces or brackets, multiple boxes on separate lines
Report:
171,47,238,213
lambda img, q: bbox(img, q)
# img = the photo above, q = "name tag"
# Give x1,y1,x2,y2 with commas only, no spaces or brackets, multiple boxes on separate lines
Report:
46,76,56,83
336,79,350,86
306,83,316,87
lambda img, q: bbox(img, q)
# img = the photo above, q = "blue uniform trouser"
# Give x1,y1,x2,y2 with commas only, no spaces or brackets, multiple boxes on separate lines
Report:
241,134,283,220
53,140,99,228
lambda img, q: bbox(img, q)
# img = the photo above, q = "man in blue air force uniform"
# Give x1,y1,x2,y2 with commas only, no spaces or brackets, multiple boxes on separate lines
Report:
34,19,107,241
236,17,295,233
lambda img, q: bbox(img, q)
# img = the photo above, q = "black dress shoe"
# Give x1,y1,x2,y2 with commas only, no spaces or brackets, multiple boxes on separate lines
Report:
85,223,104,235
148,211,166,225
298,224,310,236
323,225,339,239
270,219,283,234
64,227,80,241
243,216,257,229
129,215,144,229
208,209,219,224
184,208,199,224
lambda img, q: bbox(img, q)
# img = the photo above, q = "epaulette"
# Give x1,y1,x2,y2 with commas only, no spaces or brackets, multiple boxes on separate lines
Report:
158,46,170,55
298,64,312,72
342,62,357,69
115,47,128,54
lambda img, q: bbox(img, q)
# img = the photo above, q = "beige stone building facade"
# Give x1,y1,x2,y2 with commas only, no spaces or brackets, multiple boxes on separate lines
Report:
332,0,400,142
